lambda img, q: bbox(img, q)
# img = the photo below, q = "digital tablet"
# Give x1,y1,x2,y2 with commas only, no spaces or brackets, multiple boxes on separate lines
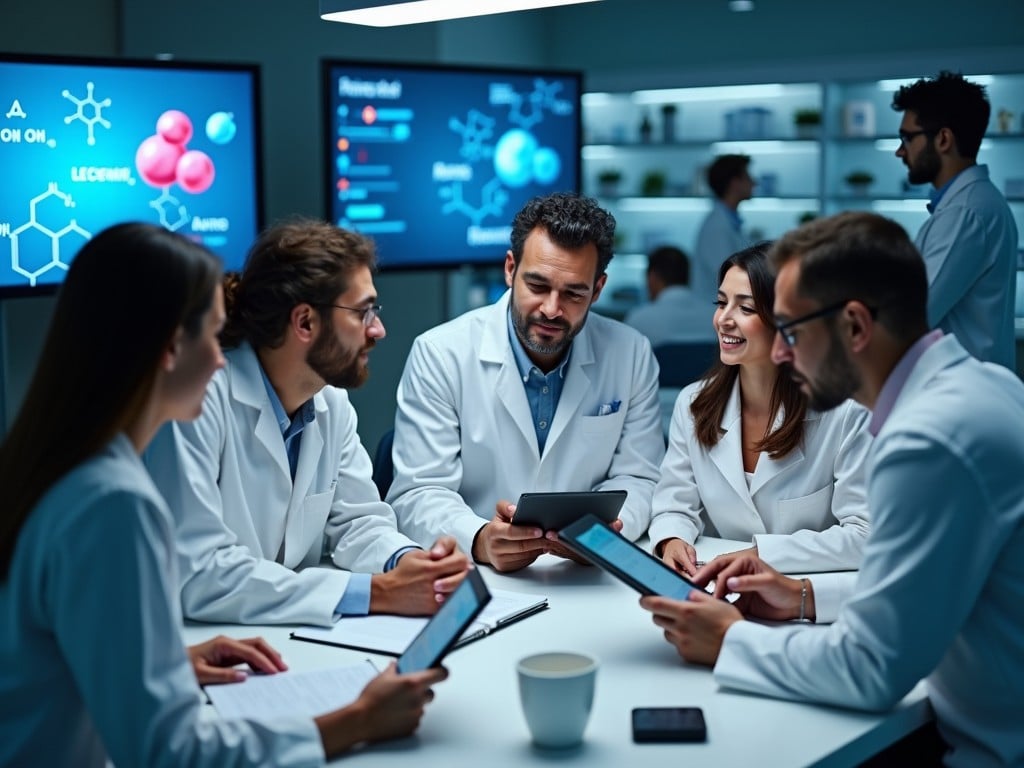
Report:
510,490,627,530
559,515,698,600
395,568,492,673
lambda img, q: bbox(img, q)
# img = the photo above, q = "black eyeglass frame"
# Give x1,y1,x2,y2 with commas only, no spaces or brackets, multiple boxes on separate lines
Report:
897,128,934,147
774,300,877,347
323,303,383,327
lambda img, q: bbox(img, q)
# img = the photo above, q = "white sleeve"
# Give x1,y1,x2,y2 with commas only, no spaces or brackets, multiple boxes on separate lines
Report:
144,388,349,627
647,388,704,549
715,432,1001,711
591,335,665,542
388,336,487,554
754,401,872,572
51,491,325,768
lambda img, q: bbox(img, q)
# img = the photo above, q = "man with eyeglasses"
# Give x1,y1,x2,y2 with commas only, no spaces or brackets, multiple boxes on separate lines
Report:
892,71,1018,369
640,211,1024,767
388,193,664,572
145,219,469,626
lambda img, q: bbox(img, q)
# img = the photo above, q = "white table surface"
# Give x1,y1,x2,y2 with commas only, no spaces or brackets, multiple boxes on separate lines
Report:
182,538,931,768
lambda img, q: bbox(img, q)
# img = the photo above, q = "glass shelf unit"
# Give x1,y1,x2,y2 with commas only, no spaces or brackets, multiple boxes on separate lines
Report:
582,74,1024,318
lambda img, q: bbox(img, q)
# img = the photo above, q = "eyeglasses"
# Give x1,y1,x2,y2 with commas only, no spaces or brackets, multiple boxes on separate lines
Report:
774,300,857,347
897,129,932,147
326,303,382,327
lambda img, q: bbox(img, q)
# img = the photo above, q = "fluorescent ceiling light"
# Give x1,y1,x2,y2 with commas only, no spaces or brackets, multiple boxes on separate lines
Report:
632,83,819,104
320,0,603,26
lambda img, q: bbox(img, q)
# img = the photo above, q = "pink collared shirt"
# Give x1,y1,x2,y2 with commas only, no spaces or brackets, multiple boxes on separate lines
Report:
868,329,944,436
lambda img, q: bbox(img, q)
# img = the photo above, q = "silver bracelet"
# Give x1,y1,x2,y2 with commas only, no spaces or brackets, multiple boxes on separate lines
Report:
798,578,809,622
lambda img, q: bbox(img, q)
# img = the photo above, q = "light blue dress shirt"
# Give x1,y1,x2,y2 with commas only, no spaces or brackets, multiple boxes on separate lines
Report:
506,309,571,455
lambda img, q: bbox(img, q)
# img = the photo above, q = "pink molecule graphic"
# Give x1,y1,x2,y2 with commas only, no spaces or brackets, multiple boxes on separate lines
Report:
135,109,216,194
156,109,193,146
176,150,215,194
135,135,184,187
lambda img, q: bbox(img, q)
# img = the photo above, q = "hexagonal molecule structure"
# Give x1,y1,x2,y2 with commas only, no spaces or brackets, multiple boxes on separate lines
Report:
10,183,91,286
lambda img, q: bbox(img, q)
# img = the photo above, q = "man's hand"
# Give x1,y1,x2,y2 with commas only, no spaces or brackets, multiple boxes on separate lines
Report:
187,635,288,685
370,537,470,615
694,553,813,622
315,662,448,756
658,537,699,576
470,500,548,572
543,518,624,564
639,591,743,667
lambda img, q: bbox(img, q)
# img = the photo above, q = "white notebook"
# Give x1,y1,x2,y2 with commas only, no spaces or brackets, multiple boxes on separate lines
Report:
291,588,548,655
205,660,377,721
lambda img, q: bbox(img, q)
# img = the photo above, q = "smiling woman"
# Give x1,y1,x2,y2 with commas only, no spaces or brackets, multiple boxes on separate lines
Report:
646,242,875,579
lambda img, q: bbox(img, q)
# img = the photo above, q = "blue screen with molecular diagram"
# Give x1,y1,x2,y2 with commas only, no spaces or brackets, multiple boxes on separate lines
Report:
0,54,262,296
323,60,581,270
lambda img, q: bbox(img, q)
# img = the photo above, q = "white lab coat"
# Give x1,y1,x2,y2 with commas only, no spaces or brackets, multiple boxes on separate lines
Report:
624,285,717,348
145,343,416,627
715,335,1024,768
387,291,665,553
0,435,323,768
648,379,872,572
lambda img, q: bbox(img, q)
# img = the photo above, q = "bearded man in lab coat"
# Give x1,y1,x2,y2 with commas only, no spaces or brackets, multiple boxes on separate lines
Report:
145,219,469,626
388,193,665,572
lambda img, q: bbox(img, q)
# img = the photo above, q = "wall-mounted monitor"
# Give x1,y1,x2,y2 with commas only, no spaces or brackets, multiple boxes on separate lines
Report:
322,59,581,270
0,53,263,298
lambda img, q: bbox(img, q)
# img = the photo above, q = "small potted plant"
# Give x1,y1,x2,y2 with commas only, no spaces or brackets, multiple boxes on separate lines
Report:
793,108,822,139
844,170,875,196
640,170,667,197
597,168,623,197
660,104,678,143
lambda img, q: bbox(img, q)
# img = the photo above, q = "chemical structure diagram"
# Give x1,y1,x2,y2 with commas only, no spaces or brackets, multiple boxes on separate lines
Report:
5,183,91,286
439,78,573,226
149,188,190,231
439,177,508,227
62,81,111,146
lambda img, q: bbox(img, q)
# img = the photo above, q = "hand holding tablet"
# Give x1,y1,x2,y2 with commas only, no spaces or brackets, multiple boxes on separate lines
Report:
510,490,627,531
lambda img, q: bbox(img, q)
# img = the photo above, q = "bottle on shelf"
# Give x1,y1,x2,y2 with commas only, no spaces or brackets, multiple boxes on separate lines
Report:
639,110,653,144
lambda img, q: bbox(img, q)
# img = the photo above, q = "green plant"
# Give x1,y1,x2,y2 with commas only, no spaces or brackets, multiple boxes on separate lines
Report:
798,211,818,224
844,170,875,186
793,108,822,126
598,168,623,184
640,170,667,196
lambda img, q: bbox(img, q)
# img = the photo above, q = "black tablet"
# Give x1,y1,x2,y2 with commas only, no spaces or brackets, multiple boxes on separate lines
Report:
396,568,492,673
510,490,627,530
559,515,698,600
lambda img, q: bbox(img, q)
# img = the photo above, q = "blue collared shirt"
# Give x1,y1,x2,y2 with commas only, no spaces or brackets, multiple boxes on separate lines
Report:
926,169,963,213
506,309,571,455
258,365,374,616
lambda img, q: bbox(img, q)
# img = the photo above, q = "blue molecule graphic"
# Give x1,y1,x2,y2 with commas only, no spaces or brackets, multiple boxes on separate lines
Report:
493,129,537,188
532,147,561,185
205,112,237,145
336,155,351,173
392,123,411,141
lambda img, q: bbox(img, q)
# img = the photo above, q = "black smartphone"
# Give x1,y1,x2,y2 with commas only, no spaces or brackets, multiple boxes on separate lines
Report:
559,514,698,600
510,490,627,530
632,707,707,743
395,568,491,674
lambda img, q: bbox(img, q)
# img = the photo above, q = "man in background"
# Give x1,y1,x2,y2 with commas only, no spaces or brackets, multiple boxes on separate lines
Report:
625,245,715,348
892,70,1018,367
694,154,754,300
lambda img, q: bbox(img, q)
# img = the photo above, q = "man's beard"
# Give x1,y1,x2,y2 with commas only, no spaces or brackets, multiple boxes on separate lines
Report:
906,141,941,186
307,326,371,389
784,328,860,412
510,289,586,360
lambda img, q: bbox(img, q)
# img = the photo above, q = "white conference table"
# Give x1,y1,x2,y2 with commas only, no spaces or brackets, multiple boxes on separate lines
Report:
182,538,931,768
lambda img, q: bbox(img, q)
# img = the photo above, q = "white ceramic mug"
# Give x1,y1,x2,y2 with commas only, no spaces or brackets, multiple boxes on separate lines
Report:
516,651,598,748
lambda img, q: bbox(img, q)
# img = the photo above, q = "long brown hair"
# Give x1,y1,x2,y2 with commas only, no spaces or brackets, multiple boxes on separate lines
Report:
0,223,221,578
690,242,807,458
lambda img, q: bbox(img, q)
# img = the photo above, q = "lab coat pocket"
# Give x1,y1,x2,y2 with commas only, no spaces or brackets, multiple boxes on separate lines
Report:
774,484,833,532
580,410,626,439
298,489,333,564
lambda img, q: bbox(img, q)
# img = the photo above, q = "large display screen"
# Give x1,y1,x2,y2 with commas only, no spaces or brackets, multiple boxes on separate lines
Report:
322,60,581,269
0,54,263,297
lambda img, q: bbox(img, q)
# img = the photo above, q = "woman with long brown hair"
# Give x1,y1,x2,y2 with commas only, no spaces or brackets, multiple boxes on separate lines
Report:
0,223,444,767
649,242,872,578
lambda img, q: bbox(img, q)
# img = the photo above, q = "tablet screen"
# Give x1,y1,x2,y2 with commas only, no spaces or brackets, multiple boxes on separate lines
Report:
566,518,695,600
396,569,491,673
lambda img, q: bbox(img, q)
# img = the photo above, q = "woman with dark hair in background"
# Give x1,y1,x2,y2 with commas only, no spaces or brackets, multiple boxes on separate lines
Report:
0,223,444,767
648,243,872,598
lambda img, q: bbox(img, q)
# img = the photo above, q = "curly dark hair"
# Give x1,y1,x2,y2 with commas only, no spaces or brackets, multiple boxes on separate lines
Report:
891,71,990,159
509,193,616,281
